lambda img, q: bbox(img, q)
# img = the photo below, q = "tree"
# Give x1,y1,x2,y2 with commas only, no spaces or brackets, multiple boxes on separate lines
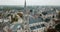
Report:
39,14,42,16
52,15,54,18
30,9,33,12
57,11,60,19
11,15,18,23
42,11,47,15
17,12,23,18
7,14,11,17
3,8,10,12
14,15,18,21
45,18,50,22
55,24,60,32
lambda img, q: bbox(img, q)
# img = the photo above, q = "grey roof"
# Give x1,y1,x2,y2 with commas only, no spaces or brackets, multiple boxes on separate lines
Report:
30,24,45,30
29,16,43,24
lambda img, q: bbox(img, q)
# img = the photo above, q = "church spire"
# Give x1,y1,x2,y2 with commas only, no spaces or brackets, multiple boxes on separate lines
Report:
25,0,26,7
24,0,26,13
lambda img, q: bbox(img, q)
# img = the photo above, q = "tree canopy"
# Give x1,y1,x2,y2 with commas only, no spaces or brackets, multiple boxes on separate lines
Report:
57,11,60,19
55,24,60,31
42,11,47,15
11,15,18,23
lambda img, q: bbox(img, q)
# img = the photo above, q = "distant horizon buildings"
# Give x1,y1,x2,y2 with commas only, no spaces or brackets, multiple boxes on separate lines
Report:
0,0,60,6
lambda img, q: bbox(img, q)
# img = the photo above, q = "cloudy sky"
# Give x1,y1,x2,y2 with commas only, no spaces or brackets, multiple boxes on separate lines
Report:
0,0,60,6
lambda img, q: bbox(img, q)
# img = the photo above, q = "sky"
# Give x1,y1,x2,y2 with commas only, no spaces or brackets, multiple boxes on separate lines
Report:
0,0,60,6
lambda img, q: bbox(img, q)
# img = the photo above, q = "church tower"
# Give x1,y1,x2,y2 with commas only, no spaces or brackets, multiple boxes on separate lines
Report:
22,0,30,32
24,0,26,13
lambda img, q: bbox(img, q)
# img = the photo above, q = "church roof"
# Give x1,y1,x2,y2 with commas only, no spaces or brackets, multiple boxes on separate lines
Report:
29,16,43,24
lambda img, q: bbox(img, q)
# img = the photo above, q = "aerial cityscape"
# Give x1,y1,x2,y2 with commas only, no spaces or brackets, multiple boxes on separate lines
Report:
0,0,60,32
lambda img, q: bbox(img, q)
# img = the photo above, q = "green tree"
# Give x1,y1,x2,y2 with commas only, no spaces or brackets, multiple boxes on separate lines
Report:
42,11,47,15
55,24,60,32
57,11,60,19
14,15,18,21
3,8,10,12
11,15,18,23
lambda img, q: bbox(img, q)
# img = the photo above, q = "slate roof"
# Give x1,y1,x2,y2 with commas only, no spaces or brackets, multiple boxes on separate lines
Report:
29,16,43,24
30,24,45,30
